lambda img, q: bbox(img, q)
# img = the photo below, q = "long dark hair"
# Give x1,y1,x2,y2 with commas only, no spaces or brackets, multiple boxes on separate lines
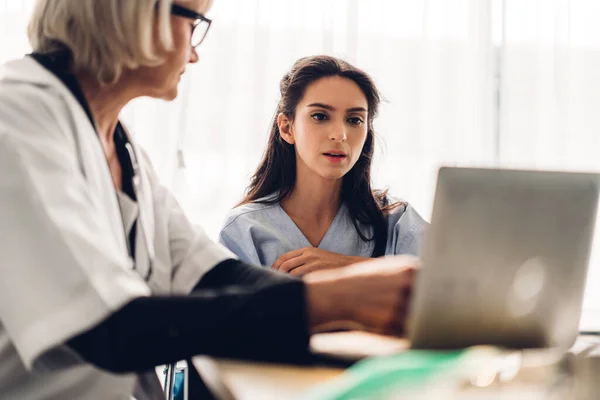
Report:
239,55,403,257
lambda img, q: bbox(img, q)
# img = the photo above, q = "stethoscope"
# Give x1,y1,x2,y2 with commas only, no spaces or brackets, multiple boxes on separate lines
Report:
123,139,155,281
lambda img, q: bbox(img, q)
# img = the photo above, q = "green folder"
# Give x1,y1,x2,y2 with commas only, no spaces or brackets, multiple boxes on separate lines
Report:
304,349,477,399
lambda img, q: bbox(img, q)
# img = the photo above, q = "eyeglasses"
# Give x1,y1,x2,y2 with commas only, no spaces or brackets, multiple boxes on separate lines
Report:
170,4,212,48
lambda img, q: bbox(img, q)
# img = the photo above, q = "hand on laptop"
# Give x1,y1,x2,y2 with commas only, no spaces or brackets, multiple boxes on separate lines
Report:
303,255,419,336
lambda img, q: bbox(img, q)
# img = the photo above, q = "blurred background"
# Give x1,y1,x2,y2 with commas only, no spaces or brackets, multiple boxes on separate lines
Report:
2,0,600,312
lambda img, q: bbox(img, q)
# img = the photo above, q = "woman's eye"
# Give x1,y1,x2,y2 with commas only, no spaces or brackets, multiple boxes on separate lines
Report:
348,117,364,125
311,113,328,121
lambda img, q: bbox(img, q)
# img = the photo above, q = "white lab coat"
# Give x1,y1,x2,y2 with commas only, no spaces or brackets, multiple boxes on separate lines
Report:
0,56,234,398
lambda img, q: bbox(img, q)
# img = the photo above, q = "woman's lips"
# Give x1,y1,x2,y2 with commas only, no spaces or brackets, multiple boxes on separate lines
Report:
323,152,347,163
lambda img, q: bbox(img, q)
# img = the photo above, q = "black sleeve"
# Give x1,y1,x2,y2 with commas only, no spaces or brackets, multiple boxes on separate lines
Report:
68,261,311,373
194,258,298,289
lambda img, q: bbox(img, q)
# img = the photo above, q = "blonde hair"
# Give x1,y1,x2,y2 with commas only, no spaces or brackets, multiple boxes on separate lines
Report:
28,0,178,85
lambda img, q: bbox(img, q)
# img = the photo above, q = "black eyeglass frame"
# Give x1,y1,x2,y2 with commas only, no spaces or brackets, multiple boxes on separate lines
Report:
170,3,212,47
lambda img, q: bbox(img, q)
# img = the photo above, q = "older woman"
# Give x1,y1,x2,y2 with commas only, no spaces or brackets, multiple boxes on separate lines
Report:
0,0,418,398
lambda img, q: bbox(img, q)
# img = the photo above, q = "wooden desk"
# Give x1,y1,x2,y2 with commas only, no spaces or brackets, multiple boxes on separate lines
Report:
191,331,408,399
192,332,593,400
194,358,343,400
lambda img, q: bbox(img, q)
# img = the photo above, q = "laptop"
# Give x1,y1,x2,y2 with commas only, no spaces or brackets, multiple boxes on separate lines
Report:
409,167,600,350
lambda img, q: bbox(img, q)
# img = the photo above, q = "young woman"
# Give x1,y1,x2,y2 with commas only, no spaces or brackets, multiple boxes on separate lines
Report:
219,55,427,276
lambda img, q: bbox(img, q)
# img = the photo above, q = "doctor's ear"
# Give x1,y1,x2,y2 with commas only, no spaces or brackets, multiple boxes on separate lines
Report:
277,113,295,145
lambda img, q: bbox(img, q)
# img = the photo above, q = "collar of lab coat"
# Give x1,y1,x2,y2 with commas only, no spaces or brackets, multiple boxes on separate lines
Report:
0,56,156,272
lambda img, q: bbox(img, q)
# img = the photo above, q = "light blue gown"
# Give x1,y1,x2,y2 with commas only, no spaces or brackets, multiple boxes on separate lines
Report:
218,195,428,267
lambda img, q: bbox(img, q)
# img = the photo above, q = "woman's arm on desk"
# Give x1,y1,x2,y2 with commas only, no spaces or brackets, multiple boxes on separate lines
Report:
272,247,370,277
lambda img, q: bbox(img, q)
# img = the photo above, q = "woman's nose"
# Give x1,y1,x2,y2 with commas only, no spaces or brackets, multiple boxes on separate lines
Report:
189,47,199,64
329,125,347,142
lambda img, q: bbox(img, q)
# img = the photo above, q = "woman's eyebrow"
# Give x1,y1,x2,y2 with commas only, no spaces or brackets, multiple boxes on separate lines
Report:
307,102,335,110
347,107,368,113
306,103,368,113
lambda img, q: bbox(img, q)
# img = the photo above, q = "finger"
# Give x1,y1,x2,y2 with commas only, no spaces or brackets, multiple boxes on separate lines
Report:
272,248,308,270
377,306,408,335
272,253,293,271
392,288,414,335
279,255,308,274
289,266,308,277
288,263,321,277
358,291,410,334
354,306,406,336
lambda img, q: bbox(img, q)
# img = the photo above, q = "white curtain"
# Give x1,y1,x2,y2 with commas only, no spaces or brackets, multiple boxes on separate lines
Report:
1,0,599,311
124,0,496,238
498,0,600,311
